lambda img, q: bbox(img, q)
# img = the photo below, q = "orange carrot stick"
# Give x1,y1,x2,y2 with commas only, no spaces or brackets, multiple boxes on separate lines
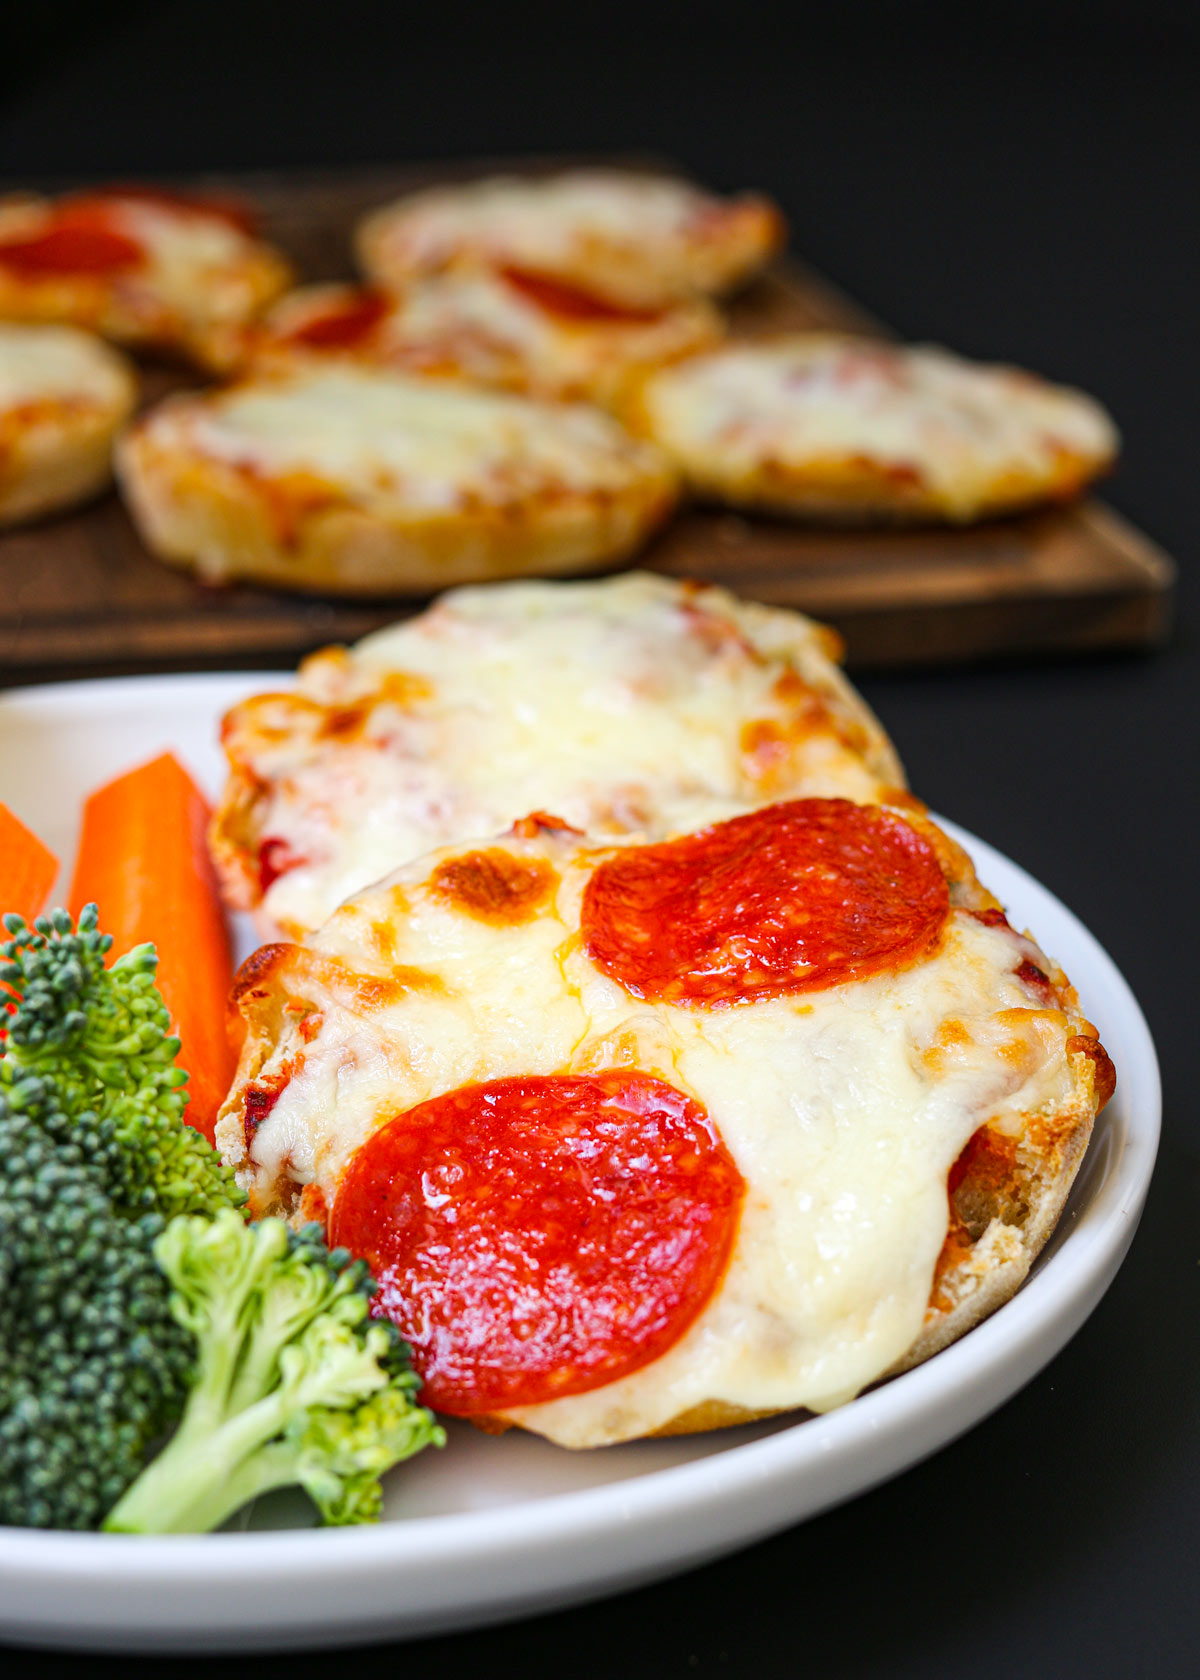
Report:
69,752,235,1143
0,802,59,927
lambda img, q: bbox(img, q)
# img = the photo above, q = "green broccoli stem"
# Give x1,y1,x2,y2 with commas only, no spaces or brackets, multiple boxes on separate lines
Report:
104,1389,305,1534
102,1212,441,1534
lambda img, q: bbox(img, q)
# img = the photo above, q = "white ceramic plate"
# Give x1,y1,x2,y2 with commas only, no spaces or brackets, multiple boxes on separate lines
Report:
0,674,1160,1655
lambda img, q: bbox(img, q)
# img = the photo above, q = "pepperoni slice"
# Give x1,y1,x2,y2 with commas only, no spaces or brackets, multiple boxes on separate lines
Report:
582,798,950,1007
286,289,390,349
0,210,143,276
499,266,663,323
329,1071,743,1414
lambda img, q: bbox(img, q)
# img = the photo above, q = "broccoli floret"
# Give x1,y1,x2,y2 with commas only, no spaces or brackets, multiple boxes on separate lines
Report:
0,908,435,1533
0,906,245,1528
0,906,243,1219
104,1210,443,1533
0,1075,194,1529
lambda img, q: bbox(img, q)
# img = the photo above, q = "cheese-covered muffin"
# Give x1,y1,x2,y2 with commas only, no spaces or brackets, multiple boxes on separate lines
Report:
218,800,1112,1445
628,334,1119,522
0,321,136,526
357,170,784,309
210,573,904,937
116,366,678,595
0,187,291,371
249,275,722,408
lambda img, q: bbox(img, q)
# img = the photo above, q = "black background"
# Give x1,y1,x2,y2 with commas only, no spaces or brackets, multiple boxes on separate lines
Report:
2,2,1198,1674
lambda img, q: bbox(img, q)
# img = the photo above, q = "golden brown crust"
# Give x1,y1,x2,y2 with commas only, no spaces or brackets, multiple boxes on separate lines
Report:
0,338,137,527
623,419,1111,526
0,396,130,526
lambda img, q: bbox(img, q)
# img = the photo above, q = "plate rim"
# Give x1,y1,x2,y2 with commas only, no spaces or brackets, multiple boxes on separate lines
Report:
0,672,1161,1609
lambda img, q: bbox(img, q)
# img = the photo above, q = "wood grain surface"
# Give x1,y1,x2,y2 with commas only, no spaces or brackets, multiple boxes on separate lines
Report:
0,161,1176,683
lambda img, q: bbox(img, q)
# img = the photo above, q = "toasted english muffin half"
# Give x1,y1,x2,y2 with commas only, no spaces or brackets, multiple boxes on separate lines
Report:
0,187,291,373
356,169,784,310
216,802,1111,1447
627,334,1119,523
209,572,905,938
248,276,723,408
0,321,136,526
116,366,678,596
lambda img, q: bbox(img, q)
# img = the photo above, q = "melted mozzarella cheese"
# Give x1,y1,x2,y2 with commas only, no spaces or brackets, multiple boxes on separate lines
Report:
366,171,727,267
226,574,902,935
108,198,275,322
165,367,667,510
221,827,1086,1446
642,337,1118,508
0,321,132,411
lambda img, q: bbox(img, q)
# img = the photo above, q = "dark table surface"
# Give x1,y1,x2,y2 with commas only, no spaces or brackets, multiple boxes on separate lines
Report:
3,3,1197,1674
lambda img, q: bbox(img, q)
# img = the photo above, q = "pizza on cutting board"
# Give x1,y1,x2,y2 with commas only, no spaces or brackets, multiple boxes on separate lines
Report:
115,366,678,595
0,321,136,526
210,573,904,938
248,275,723,408
216,796,1113,1446
628,335,1119,523
0,186,292,371
356,169,785,309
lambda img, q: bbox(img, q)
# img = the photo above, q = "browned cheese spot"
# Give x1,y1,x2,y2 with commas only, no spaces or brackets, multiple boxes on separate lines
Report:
432,847,558,925
314,672,432,744
740,670,870,791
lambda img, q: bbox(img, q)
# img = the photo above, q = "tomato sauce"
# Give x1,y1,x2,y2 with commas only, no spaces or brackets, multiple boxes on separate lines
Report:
499,266,662,323
285,289,390,349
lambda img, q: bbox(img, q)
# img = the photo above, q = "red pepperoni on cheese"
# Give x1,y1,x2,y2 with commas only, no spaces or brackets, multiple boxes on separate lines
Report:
582,798,950,1007
499,266,663,323
329,1071,743,1414
286,289,390,349
0,211,143,276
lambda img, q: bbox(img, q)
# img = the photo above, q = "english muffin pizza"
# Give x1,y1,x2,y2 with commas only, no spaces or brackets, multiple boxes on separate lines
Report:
115,366,678,595
211,573,904,937
249,275,723,407
0,321,137,526
216,798,1113,1446
0,186,292,371
357,169,784,309
628,334,1119,523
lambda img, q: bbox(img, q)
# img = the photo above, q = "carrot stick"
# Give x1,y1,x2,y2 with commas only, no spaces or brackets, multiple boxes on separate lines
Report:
0,802,59,927
69,752,235,1143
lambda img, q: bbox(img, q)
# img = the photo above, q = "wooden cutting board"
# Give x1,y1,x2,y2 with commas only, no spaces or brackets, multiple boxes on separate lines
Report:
0,161,1175,683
